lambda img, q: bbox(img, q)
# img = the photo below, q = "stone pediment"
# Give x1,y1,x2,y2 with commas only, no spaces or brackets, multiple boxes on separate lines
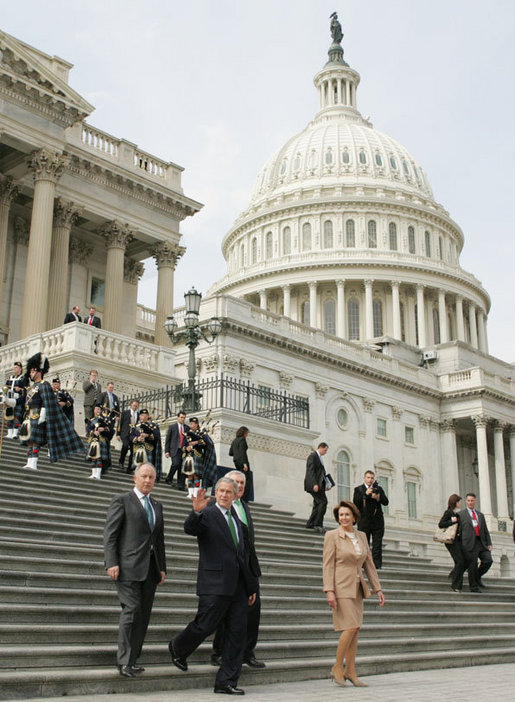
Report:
0,30,93,126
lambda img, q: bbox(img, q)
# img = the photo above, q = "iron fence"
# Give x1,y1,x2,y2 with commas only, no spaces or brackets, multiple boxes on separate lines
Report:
121,374,309,428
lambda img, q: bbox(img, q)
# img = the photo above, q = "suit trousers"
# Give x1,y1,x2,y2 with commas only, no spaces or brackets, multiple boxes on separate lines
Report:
362,525,385,569
167,456,185,487
213,590,261,659
306,488,327,528
465,537,493,588
115,561,158,666
445,541,466,590
173,578,248,687
119,439,134,472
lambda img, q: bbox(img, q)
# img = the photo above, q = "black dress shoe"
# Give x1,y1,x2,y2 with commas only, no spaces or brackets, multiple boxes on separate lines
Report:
118,664,145,675
168,641,188,671
119,665,136,677
210,653,222,666
130,665,145,674
243,656,266,668
470,587,481,593
214,683,245,695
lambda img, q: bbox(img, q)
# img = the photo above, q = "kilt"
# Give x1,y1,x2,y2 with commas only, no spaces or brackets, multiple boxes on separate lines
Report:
28,417,47,446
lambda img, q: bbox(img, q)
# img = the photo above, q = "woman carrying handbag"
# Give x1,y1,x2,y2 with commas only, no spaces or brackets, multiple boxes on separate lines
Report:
438,493,466,593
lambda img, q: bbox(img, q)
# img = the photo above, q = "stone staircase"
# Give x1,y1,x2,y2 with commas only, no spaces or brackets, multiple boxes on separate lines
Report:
0,437,514,699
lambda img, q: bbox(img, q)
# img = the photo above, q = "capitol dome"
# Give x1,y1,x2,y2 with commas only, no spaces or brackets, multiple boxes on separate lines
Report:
211,30,490,353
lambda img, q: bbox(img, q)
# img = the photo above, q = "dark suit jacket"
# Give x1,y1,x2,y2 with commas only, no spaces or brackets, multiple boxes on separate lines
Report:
184,504,257,597
99,391,120,413
84,315,101,328
458,507,492,554
117,408,139,441
229,436,250,470
64,312,82,323
304,451,326,493
104,490,166,581
82,379,102,408
353,483,389,530
165,422,189,461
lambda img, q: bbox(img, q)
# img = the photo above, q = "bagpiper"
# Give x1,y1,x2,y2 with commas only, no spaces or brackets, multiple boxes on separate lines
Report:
19,353,84,470
3,361,28,439
130,408,163,480
51,377,75,426
86,404,115,479
182,415,218,497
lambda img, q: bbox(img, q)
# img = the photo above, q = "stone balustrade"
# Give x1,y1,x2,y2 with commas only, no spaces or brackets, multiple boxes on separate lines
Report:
439,367,514,394
136,304,157,330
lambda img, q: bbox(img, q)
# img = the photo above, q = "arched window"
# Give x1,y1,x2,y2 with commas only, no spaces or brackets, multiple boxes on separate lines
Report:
438,236,443,260
240,244,245,267
373,299,383,337
265,231,273,259
368,220,377,248
408,226,416,254
375,153,383,166
400,302,406,341
342,150,350,164
324,299,336,334
251,237,257,264
390,156,397,170
402,159,410,175
433,308,440,344
293,154,301,172
280,159,287,175
325,148,334,165
301,300,310,326
346,219,355,247
348,299,360,340
336,450,351,501
323,220,333,248
389,222,398,251
425,230,431,257
359,151,367,164
302,222,312,251
283,226,291,255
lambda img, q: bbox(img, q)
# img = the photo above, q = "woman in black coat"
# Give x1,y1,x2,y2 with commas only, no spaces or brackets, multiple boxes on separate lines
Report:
438,493,466,592
229,426,252,501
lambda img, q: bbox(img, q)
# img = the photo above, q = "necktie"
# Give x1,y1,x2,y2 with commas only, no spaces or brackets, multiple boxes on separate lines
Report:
472,510,480,536
143,495,154,530
234,499,248,527
179,424,184,447
226,510,238,548
89,317,92,325
108,393,113,409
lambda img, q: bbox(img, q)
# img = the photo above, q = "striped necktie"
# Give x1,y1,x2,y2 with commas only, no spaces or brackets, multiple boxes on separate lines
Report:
143,495,154,530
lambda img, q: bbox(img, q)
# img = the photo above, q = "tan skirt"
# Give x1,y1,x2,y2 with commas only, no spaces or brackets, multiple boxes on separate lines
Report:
332,587,364,631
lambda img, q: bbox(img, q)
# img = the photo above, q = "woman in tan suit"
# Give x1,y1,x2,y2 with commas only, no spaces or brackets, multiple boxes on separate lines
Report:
323,500,385,687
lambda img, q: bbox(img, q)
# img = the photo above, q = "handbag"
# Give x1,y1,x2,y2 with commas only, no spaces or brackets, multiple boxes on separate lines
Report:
433,522,458,544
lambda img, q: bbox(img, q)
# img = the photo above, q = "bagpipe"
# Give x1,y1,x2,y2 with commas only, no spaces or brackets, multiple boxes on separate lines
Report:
182,411,218,477
1,380,18,421
87,409,116,459
133,421,158,466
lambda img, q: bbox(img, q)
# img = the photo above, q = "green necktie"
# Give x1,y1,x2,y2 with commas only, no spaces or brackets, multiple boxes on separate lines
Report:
143,495,154,531
226,510,238,548
234,499,248,527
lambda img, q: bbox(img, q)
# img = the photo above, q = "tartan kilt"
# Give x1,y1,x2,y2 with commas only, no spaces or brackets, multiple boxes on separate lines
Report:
28,417,47,446
89,437,111,464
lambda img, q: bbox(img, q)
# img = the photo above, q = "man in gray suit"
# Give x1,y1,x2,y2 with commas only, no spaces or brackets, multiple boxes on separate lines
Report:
82,370,102,425
459,492,492,593
104,463,166,677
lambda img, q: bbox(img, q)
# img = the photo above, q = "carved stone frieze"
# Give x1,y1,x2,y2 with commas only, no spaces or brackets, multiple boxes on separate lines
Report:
0,175,19,206
98,220,134,249
239,359,255,377
69,235,93,265
124,258,145,284
315,383,328,398
418,415,430,429
28,148,69,183
203,354,220,373
363,397,375,413
13,216,29,246
54,198,83,229
279,371,293,389
391,406,403,421
219,426,312,460
151,241,186,269
222,354,239,373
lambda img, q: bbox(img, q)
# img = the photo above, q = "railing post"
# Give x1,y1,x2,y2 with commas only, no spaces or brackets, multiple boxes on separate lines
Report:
219,372,224,408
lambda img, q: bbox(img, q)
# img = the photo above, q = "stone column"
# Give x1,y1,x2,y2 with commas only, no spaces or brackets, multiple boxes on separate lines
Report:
493,422,510,521
510,428,515,517
0,176,19,317
20,149,68,337
152,241,184,346
100,221,133,334
259,290,267,310
438,289,448,343
441,420,459,497
391,281,401,339
47,199,83,329
416,284,426,347
455,295,465,341
364,279,374,340
336,279,345,338
282,284,291,318
469,303,478,348
472,415,492,518
477,309,488,354
309,281,317,328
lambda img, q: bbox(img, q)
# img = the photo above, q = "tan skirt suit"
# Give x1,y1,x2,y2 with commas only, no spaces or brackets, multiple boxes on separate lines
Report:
323,527,382,631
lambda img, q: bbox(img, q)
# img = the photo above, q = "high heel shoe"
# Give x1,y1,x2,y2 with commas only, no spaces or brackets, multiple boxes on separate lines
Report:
330,665,346,687
344,674,368,687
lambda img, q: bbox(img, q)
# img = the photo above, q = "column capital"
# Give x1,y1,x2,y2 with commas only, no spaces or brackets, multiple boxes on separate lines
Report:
471,414,490,429
390,280,400,289
416,283,425,292
455,293,463,302
151,241,185,269
98,220,134,249
124,257,145,284
69,235,93,265
28,148,69,183
509,425,515,440
364,279,374,288
13,216,29,246
54,198,83,228
438,288,446,299
336,279,345,288
0,174,19,206
440,418,456,433
282,283,291,291
491,420,507,434
308,280,318,290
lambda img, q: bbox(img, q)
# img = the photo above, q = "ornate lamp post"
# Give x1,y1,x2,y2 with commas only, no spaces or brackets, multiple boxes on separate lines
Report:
164,287,222,411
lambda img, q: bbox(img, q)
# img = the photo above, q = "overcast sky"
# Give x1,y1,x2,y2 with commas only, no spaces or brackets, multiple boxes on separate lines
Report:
2,1,514,362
